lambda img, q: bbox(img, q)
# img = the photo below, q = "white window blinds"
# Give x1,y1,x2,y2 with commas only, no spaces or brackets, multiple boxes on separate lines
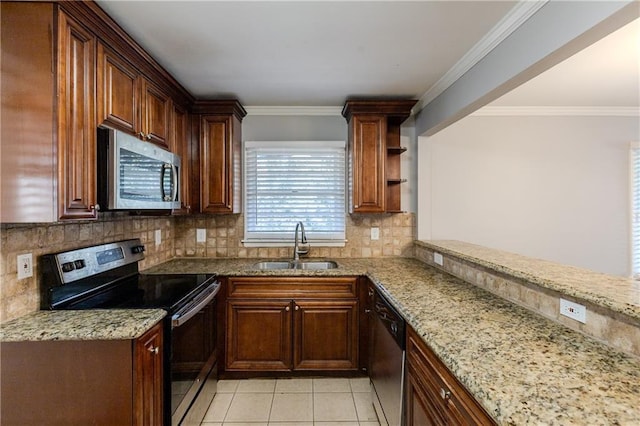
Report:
244,141,346,244
631,142,640,279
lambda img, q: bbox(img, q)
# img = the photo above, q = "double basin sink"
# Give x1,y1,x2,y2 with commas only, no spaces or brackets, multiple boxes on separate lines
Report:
252,260,338,270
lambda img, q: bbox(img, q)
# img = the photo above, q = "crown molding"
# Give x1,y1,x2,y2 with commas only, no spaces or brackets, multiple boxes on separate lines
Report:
244,106,343,116
472,106,640,116
413,0,549,113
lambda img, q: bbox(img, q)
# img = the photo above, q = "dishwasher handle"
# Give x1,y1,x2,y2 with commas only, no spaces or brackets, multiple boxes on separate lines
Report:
373,294,406,349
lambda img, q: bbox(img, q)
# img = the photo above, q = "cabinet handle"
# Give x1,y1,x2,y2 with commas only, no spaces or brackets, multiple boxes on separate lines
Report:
138,132,145,139
364,309,372,313
148,346,159,355
285,306,290,312
368,288,374,297
146,134,152,141
440,388,451,400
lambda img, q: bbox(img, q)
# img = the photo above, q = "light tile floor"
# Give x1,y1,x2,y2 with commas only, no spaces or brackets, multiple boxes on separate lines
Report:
201,377,381,426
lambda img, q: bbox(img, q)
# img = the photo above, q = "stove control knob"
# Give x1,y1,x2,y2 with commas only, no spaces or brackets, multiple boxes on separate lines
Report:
61,262,75,273
73,259,86,269
131,245,145,254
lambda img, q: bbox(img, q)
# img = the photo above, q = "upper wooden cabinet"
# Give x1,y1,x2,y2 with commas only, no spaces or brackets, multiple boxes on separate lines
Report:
57,11,99,220
342,100,416,214
1,3,99,222
192,100,246,214
1,1,192,223
97,43,171,150
171,103,192,214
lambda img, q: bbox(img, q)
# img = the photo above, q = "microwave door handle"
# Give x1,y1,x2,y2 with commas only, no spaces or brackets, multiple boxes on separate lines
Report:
160,163,170,201
171,163,178,202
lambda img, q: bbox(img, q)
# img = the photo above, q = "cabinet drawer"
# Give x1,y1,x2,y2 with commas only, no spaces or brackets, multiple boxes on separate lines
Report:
228,277,357,299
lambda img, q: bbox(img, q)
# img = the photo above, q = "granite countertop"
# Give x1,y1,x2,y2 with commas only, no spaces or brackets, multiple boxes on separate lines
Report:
0,309,166,342
145,257,640,425
417,240,640,321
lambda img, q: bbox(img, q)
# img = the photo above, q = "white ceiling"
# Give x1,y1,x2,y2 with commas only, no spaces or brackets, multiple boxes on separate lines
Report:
95,1,638,110
492,17,640,107
95,0,516,106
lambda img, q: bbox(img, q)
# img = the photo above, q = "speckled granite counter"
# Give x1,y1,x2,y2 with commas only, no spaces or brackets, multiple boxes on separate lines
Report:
0,309,166,342
417,240,640,321
145,257,640,425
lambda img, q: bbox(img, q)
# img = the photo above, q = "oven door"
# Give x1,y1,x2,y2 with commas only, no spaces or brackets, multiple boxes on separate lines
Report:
171,296,218,426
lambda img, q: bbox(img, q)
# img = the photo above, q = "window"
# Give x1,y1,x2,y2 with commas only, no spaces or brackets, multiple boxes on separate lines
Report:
244,141,346,246
632,142,640,278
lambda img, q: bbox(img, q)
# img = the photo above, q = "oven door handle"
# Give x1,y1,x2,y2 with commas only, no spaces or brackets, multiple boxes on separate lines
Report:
171,282,220,328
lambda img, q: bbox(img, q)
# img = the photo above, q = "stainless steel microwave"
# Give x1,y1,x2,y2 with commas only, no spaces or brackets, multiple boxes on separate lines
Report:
97,127,181,210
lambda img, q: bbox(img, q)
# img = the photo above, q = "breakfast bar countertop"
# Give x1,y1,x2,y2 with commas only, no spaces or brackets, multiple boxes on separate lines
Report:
145,257,640,425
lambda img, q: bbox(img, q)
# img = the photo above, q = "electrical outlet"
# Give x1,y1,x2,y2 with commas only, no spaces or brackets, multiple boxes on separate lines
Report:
155,229,161,246
17,253,33,279
433,252,444,266
560,298,586,323
196,228,206,243
371,227,380,240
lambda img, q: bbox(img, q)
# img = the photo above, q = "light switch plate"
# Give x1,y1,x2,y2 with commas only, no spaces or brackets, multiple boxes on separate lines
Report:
155,229,161,246
433,252,444,266
371,227,380,240
17,253,33,279
560,298,586,323
196,228,206,243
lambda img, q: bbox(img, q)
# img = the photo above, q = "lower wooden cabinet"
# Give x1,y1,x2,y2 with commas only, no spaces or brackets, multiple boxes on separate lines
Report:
135,322,164,426
0,321,163,425
405,326,495,426
225,277,359,372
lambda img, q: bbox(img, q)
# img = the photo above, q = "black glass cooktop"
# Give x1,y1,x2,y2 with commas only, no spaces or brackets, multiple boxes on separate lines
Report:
49,273,216,312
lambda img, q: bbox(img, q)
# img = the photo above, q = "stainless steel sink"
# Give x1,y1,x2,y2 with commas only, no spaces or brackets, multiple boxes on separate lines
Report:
252,260,338,270
252,261,292,270
292,261,338,270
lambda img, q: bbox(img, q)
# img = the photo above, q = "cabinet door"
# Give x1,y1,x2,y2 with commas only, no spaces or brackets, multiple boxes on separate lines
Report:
293,300,358,370
171,103,191,214
350,115,386,213
135,322,163,426
226,299,292,371
141,78,171,149
200,115,236,213
57,11,98,220
96,42,140,134
405,363,447,426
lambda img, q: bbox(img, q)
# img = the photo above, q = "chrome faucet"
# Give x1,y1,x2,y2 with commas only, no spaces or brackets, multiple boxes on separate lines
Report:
293,221,310,261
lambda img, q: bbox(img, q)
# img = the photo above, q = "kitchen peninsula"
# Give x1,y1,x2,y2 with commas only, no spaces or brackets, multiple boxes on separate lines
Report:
143,250,640,425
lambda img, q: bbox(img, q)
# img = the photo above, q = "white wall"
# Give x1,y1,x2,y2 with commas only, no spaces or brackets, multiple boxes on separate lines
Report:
417,114,638,276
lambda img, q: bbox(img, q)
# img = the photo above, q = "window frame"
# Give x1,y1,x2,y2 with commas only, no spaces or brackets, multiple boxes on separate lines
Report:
631,141,640,279
242,140,347,247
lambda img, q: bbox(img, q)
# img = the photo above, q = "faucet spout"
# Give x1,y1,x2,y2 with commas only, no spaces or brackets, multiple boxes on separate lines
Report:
293,221,310,261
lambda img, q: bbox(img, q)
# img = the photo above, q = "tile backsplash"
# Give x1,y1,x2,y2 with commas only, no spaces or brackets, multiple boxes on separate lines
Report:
0,214,174,322
173,213,415,259
1,212,414,322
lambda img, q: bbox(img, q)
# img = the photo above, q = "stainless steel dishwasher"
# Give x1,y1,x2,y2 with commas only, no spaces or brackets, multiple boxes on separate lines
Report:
370,287,406,426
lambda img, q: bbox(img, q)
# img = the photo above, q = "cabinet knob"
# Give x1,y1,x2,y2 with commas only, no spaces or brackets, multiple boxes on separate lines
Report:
148,346,159,355
295,305,299,311
440,388,451,400
90,204,100,211
285,306,290,312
